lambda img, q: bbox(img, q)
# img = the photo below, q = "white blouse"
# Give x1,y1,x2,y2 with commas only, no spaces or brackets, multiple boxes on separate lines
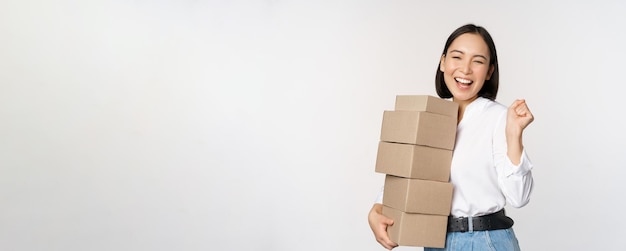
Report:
376,97,534,217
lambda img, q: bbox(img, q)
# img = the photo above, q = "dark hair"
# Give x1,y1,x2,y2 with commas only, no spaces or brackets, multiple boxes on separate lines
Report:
435,24,499,101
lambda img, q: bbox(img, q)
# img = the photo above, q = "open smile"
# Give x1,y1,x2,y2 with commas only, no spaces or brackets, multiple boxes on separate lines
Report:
455,77,473,85
455,77,474,90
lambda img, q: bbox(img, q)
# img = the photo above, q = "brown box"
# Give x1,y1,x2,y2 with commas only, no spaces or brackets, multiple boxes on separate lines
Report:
395,95,459,119
375,141,452,181
383,175,453,215
383,205,448,248
380,111,457,150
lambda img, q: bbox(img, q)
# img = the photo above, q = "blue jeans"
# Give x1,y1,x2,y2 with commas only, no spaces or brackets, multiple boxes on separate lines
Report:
425,228,521,251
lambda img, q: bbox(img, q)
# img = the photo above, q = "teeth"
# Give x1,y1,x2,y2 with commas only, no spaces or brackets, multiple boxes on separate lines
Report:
455,77,472,84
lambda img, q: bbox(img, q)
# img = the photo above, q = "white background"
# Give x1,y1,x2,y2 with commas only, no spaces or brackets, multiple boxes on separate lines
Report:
1,1,625,250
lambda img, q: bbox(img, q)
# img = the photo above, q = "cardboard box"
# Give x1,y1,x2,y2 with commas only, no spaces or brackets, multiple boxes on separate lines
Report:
395,95,459,119
383,175,453,215
383,205,448,248
375,141,452,181
380,111,457,150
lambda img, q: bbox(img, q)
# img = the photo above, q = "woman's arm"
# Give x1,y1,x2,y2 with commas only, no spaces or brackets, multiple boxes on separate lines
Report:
493,99,535,208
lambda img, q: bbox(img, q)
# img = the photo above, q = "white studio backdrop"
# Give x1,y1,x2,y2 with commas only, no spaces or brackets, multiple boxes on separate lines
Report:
1,1,625,250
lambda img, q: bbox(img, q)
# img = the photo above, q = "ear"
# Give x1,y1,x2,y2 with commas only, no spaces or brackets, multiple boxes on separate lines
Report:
486,64,495,80
439,55,446,72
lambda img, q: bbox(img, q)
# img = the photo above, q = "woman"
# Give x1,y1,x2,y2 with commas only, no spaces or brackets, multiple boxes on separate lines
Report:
368,24,534,251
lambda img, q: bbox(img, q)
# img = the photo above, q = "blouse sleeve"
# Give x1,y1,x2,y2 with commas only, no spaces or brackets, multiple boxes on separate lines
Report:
375,186,384,204
493,112,534,208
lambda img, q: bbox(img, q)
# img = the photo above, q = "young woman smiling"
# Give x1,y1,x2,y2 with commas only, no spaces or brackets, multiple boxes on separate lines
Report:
368,24,535,251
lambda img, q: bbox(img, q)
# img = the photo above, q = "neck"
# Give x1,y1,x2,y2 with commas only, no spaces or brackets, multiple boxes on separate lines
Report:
453,96,479,124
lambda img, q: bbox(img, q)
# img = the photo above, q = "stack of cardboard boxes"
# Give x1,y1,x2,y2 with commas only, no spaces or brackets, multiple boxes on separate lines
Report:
375,95,459,248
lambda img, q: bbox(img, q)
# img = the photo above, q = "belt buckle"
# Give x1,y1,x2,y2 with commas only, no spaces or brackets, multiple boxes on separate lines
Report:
459,216,473,232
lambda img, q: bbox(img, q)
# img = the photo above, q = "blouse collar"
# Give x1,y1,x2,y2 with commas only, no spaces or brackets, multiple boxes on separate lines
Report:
458,97,489,127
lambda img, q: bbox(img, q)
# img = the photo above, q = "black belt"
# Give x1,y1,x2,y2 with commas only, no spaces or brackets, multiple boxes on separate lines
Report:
447,209,514,232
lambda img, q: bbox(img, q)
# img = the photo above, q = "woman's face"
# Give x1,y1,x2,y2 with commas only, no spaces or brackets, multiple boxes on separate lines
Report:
439,33,494,104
